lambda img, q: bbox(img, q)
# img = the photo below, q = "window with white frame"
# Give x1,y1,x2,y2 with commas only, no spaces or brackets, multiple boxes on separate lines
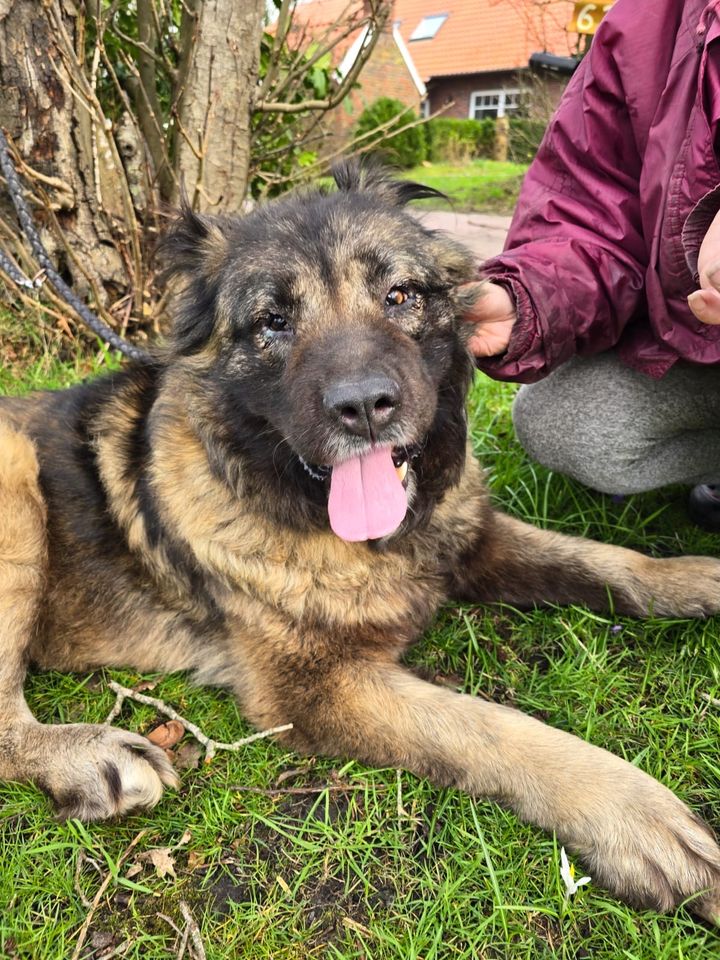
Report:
469,89,521,120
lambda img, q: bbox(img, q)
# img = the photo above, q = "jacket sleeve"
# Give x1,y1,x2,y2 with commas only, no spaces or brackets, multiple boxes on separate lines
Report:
478,13,649,383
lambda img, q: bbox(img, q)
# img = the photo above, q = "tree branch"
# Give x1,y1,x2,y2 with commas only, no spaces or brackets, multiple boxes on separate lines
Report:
105,680,293,762
252,101,451,191
257,0,292,100
256,2,391,114
134,0,175,199
263,6,366,107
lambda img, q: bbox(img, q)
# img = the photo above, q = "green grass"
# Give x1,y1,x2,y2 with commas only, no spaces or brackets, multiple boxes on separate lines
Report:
0,303,124,395
2,358,720,958
402,160,528,213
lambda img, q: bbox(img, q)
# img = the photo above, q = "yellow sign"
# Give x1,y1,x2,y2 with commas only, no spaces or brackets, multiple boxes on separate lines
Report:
568,1,614,35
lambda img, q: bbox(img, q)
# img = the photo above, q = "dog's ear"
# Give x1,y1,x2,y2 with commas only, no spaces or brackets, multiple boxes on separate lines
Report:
159,204,231,355
427,232,477,287
332,158,447,207
160,202,229,282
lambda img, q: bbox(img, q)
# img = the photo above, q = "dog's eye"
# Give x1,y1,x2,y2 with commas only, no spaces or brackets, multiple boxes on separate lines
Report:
264,314,291,334
386,286,416,307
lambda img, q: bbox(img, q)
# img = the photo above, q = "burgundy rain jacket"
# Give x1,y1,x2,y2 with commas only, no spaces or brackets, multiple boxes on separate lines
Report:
480,0,720,382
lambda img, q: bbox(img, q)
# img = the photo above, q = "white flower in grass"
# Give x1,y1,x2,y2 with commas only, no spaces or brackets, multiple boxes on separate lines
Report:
560,847,591,897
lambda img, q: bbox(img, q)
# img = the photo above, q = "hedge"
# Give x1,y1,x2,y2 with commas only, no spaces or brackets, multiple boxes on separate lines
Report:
354,97,427,168
424,118,495,162
423,116,547,164
355,99,549,167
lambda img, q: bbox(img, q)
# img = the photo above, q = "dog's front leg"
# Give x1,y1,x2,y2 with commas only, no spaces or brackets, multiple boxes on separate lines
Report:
275,658,720,922
449,510,720,617
0,423,177,819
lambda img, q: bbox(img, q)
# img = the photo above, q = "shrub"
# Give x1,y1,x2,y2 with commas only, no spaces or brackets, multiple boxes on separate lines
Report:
354,97,426,168
424,118,496,162
508,118,548,163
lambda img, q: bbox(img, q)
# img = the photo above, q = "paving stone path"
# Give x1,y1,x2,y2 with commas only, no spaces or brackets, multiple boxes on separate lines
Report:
413,209,512,262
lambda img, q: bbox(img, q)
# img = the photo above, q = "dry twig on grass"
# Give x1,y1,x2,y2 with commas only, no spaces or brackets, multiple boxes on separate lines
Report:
178,900,206,960
71,829,148,960
73,848,104,909
230,783,376,797
157,912,192,960
104,679,292,761
96,940,132,959
396,768,407,824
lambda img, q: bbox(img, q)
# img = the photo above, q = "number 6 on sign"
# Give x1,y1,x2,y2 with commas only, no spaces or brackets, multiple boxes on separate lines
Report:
568,1,614,35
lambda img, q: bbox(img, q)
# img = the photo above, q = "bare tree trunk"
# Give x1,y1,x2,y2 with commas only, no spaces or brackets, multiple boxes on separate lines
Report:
173,0,264,212
0,0,128,299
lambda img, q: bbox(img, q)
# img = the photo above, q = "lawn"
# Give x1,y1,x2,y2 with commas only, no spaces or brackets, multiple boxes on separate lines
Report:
2,351,720,959
402,160,529,213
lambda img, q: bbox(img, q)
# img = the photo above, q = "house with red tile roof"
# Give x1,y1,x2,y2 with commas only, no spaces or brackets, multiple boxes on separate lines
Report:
394,0,577,119
281,0,586,130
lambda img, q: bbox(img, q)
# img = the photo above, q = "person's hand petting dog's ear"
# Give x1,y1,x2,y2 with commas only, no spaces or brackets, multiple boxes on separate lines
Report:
688,206,720,324
460,280,517,357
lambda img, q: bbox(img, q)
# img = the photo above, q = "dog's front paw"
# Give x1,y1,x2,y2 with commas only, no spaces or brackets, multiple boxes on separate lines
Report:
633,555,720,618
574,772,720,922
33,723,179,821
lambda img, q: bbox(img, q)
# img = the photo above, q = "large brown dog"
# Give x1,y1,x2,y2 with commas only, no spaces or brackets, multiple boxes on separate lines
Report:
2,163,720,921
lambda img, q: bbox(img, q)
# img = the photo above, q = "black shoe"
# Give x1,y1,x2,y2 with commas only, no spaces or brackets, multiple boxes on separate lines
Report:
688,482,720,532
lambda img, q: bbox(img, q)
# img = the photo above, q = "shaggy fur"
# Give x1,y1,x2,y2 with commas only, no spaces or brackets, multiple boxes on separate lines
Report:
2,162,720,921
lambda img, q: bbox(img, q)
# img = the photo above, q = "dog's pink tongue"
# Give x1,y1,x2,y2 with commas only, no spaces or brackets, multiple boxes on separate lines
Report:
328,446,407,542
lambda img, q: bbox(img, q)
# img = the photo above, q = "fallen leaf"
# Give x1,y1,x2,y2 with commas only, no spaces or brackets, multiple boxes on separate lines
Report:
176,829,192,847
139,847,176,879
125,862,143,879
187,850,205,871
147,720,184,749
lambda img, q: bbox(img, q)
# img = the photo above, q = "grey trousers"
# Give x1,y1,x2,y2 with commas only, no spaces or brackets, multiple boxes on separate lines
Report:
512,352,720,494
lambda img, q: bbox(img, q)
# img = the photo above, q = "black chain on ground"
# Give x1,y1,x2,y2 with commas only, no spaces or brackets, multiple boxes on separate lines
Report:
0,128,151,364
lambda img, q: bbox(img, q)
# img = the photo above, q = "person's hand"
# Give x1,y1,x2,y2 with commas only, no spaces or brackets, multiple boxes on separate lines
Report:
461,281,517,357
688,207,720,324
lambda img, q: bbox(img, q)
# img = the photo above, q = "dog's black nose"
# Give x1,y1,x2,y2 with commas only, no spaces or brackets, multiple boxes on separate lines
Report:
323,376,400,438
